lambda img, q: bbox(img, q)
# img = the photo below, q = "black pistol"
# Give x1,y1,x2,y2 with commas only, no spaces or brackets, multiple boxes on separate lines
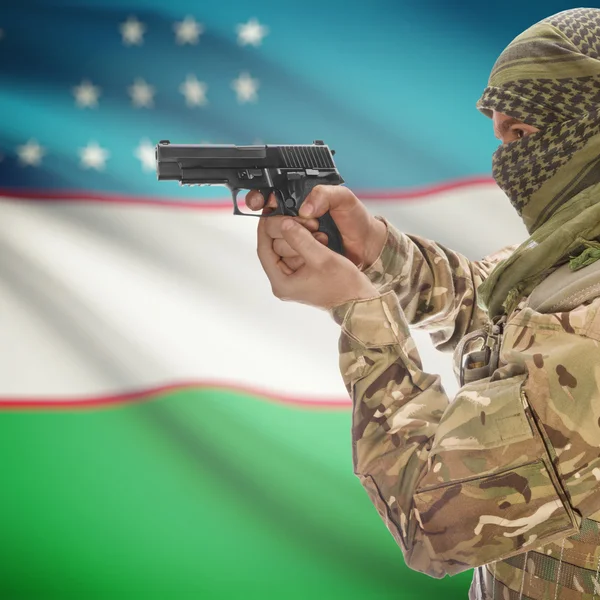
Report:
155,140,344,255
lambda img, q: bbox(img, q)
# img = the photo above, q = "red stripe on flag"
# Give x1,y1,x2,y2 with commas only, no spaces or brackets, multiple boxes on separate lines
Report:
0,176,496,207
0,380,351,411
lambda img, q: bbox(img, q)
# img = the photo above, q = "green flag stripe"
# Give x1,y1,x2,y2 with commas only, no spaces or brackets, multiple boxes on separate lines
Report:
0,387,471,599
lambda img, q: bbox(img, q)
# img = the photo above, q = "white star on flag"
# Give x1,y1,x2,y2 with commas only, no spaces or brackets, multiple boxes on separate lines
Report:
173,16,204,45
135,139,157,172
79,142,110,170
120,16,145,46
231,72,259,103
128,78,155,108
179,75,208,107
16,139,45,166
73,80,101,108
236,18,269,46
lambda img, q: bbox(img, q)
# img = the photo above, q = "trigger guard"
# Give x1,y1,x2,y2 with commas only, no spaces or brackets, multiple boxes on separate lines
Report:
231,187,244,216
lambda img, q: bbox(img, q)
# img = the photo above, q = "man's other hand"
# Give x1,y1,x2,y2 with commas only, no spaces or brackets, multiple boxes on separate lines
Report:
257,216,379,310
246,185,387,272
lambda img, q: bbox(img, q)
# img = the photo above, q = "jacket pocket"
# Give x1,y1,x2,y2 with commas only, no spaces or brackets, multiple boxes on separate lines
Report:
430,374,532,459
412,374,579,574
413,460,579,574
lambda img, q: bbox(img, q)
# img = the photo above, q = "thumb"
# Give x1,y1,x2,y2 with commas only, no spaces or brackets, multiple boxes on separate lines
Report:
280,219,328,264
299,185,351,218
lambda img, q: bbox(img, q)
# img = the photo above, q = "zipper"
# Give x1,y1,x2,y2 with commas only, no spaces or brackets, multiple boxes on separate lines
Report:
519,389,580,529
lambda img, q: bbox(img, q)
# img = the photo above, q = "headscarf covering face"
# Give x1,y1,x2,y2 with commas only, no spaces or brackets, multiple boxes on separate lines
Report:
478,8,600,233
475,8,600,317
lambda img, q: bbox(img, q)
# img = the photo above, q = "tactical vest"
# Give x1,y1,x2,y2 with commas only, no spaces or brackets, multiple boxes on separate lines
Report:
455,259,600,600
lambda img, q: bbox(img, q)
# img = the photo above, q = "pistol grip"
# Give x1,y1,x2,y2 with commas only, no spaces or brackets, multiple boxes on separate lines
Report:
317,212,344,255
291,179,345,256
239,182,345,255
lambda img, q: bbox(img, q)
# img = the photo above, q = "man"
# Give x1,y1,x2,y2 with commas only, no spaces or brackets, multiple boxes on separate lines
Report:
247,7,600,599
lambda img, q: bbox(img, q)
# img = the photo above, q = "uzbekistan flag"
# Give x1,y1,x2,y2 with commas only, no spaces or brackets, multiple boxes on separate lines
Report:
1,1,555,598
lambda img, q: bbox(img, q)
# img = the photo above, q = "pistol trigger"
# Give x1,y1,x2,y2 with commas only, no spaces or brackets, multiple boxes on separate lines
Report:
260,188,285,216
258,188,272,206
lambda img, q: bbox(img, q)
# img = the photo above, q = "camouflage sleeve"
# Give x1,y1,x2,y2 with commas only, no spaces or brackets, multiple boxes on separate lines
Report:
363,216,517,352
330,291,590,578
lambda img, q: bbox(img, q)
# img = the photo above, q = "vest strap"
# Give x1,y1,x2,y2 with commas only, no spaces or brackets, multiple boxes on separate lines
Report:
474,520,600,599
526,258,600,313
459,258,600,387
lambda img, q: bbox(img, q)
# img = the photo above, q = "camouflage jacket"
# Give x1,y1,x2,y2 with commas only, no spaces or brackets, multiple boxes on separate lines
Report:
330,216,600,581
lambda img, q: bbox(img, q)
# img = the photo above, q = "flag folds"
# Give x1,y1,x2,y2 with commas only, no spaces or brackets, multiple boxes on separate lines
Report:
0,1,539,598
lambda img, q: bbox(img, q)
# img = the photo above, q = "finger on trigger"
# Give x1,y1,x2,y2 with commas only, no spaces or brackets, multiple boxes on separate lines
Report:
245,191,264,211
267,192,278,209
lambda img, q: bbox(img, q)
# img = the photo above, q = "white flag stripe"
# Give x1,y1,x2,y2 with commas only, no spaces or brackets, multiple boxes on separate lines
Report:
0,183,526,405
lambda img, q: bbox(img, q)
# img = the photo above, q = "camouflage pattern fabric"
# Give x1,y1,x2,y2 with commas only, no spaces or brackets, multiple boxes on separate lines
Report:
474,8,600,319
476,522,600,600
329,218,600,598
363,217,517,356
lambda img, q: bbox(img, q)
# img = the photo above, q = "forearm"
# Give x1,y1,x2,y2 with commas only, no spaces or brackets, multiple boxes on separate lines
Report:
331,291,450,576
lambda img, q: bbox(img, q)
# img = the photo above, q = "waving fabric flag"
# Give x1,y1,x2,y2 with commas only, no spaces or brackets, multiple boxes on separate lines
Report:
0,1,573,598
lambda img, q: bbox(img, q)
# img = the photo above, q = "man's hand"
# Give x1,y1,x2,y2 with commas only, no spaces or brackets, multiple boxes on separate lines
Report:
257,216,379,310
246,185,387,272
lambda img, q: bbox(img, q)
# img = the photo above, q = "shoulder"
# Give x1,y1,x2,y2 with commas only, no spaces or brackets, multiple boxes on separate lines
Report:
508,290,600,340
473,244,519,281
